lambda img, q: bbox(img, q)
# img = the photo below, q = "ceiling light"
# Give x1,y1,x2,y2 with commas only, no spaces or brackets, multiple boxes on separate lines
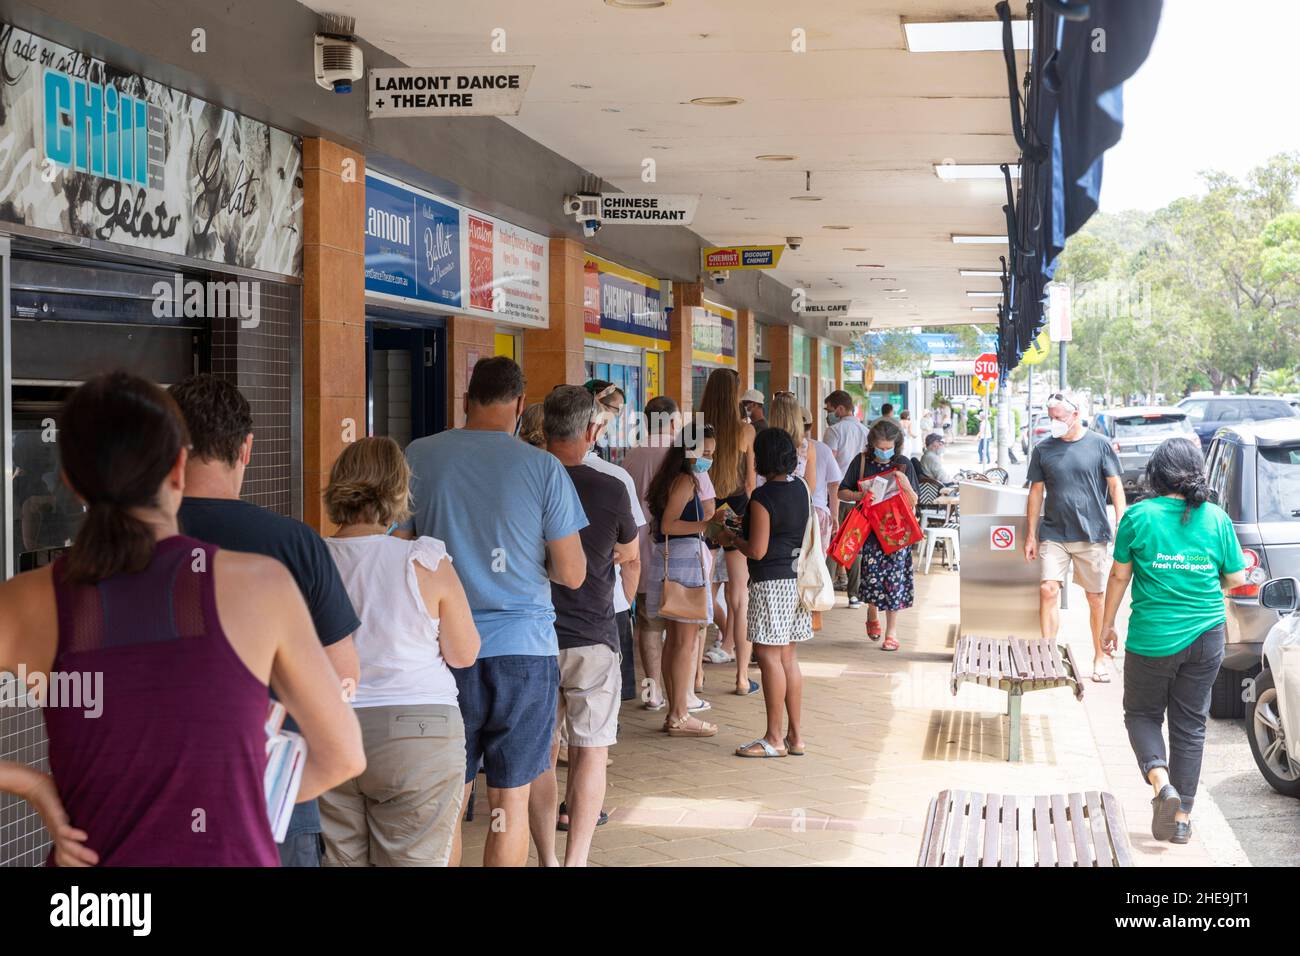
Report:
856,263,885,268
887,296,908,301
971,306,998,313
570,83,592,90
605,0,669,8
689,96,743,107
602,107,622,113
966,291,1001,298
883,288,907,293
822,225,851,230
868,277,898,281
790,195,823,201
960,269,1002,277
904,20,1029,53
627,127,648,133
843,246,868,252
934,163,1021,181
756,154,797,162
951,235,1008,244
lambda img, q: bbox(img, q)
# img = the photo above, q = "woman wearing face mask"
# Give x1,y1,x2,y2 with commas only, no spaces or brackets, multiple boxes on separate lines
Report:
839,420,919,651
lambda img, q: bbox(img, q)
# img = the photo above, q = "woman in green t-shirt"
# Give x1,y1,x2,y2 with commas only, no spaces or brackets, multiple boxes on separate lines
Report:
1101,438,1246,847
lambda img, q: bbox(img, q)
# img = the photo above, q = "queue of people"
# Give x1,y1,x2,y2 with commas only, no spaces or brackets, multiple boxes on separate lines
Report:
0,365,1240,868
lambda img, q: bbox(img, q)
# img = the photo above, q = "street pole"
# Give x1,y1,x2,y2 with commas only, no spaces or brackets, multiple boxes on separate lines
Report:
997,377,1010,469
1059,340,1068,393
1026,364,1033,453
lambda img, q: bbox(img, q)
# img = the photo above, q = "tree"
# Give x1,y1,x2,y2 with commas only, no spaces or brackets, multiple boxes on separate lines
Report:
852,329,930,374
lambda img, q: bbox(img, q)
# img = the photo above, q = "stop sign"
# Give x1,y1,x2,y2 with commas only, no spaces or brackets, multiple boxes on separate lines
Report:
974,353,999,382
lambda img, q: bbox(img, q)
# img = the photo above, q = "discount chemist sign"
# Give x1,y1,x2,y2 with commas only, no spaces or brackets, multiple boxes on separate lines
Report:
369,66,535,117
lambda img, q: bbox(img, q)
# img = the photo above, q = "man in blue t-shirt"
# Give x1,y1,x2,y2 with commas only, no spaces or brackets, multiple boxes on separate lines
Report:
170,375,361,868
402,357,587,868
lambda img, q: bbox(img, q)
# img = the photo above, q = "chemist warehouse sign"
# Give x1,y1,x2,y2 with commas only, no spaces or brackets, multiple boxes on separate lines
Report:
583,256,667,349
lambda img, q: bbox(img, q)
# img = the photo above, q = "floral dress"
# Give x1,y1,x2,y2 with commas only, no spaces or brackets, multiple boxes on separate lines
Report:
842,452,916,612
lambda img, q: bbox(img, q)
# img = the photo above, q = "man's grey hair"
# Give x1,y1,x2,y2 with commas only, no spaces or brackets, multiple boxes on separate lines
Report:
925,432,945,448
544,385,600,441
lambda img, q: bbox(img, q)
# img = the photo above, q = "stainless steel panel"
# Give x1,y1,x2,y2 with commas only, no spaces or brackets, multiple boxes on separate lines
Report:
958,480,1030,516
959,514,1042,641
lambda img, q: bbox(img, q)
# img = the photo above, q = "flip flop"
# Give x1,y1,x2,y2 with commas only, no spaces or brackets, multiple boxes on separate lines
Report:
688,698,712,712
1091,670,1112,683
704,644,735,664
642,698,666,712
735,739,787,758
784,735,805,756
734,679,760,696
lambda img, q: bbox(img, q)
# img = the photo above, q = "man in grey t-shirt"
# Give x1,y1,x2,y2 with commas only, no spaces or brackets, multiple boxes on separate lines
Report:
1025,392,1126,681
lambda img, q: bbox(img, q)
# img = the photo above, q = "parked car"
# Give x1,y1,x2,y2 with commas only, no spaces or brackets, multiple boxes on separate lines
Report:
1020,413,1050,453
1204,419,1300,717
1092,406,1195,500
1246,577,1300,797
1177,394,1299,451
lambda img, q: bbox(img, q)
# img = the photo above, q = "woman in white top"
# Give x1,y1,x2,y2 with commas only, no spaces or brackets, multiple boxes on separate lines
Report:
319,436,480,867
900,409,920,458
767,392,817,485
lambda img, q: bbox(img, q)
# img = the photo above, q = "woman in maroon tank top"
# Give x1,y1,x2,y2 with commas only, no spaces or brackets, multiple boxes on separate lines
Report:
0,372,364,866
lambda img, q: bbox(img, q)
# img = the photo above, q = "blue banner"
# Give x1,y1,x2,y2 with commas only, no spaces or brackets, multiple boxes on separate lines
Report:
365,173,461,308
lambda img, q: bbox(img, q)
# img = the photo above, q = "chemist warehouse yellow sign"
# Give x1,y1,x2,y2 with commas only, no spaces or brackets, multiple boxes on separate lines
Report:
583,256,670,350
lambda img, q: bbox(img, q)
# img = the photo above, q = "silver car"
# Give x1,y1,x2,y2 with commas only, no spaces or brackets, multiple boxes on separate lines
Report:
1205,419,1300,716
1093,406,1196,501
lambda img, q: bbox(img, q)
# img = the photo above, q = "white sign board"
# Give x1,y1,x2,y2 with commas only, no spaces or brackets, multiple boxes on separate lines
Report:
800,300,854,317
463,211,549,327
369,66,534,118
599,194,699,225
990,525,1016,551
1047,282,1073,342
827,317,871,331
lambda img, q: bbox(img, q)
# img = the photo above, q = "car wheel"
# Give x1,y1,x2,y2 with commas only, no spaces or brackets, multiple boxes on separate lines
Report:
1210,666,1251,719
1246,668,1300,798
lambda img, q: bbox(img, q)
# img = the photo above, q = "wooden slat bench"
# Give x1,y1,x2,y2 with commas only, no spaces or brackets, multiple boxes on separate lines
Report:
917,789,1134,867
951,634,1084,761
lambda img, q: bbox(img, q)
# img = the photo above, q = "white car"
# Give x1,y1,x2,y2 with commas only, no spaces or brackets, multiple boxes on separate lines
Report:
1247,577,1300,797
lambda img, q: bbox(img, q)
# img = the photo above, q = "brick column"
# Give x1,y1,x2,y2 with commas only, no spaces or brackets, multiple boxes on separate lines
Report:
302,138,366,533
446,316,498,428
523,237,586,406
669,281,702,411
767,323,794,395
735,308,755,395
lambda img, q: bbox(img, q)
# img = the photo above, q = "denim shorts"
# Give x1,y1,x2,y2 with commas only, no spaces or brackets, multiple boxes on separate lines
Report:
453,655,559,790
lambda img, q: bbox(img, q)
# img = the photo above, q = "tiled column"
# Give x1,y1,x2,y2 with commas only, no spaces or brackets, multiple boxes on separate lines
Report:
523,237,585,406
447,316,499,428
302,138,366,533
834,345,844,390
767,323,794,395
736,308,755,395
669,281,702,411
809,336,823,440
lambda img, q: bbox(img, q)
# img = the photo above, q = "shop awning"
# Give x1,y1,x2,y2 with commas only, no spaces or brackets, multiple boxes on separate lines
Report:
997,0,1163,373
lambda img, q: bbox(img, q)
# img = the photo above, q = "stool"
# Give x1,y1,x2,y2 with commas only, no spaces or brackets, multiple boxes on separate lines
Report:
922,527,960,573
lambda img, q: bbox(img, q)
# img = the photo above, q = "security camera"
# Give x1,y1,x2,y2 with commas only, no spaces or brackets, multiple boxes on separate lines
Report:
581,219,601,239
786,236,803,251
709,269,729,286
564,193,601,218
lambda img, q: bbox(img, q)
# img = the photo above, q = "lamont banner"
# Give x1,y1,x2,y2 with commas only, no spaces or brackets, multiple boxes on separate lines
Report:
0,21,303,276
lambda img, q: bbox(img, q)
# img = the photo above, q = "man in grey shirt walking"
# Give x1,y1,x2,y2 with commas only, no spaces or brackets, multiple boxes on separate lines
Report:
1024,392,1126,681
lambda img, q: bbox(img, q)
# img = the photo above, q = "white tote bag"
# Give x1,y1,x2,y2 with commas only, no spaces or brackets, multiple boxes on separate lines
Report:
795,478,836,612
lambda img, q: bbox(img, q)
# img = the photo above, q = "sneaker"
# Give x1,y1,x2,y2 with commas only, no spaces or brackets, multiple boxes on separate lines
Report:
1171,820,1193,845
1150,784,1182,841
847,597,863,609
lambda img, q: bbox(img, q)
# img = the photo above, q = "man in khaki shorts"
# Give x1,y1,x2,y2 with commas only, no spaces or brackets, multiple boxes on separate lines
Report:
1024,392,1126,681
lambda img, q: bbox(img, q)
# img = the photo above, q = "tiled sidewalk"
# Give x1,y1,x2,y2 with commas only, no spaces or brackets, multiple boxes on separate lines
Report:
461,556,1246,867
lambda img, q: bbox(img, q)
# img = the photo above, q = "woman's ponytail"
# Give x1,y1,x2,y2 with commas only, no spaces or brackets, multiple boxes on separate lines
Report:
1144,437,1211,523
58,372,190,585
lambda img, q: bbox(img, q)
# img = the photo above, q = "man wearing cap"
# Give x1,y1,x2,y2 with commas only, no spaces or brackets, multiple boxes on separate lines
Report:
1025,392,1126,682
919,433,954,487
741,389,768,432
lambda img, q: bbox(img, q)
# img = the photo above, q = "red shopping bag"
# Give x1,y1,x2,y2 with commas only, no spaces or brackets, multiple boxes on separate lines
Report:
867,491,924,555
826,498,872,568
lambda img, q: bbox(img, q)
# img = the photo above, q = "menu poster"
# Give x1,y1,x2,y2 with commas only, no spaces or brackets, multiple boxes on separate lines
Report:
468,215,495,311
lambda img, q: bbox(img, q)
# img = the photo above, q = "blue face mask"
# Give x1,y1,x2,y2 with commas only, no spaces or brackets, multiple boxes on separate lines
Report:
873,447,895,462
693,457,713,474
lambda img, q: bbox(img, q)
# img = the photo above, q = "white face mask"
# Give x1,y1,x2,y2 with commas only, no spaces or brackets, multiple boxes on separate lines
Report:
1049,419,1070,439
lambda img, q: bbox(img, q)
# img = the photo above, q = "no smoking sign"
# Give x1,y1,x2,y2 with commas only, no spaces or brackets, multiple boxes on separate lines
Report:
990,525,1016,551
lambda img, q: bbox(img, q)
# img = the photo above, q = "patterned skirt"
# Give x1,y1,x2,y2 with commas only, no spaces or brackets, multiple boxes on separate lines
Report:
747,578,813,646
644,537,714,625
858,533,915,612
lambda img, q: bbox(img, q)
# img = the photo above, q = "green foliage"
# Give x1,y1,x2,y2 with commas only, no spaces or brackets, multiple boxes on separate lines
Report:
1056,152,1300,399
852,329,930,374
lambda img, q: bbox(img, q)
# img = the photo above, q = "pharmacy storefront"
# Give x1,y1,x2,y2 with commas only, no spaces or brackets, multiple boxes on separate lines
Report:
690,300,738,411
582,254,667,450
